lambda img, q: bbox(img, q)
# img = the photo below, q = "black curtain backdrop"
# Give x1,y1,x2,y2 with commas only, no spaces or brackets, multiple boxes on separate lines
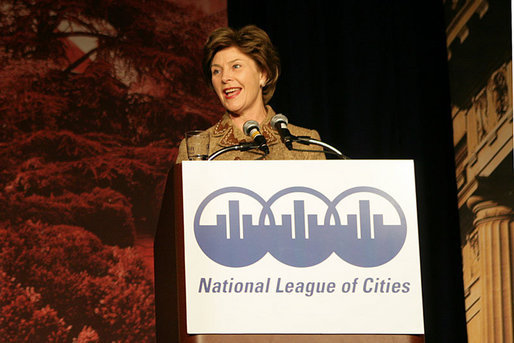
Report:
228,1,467,342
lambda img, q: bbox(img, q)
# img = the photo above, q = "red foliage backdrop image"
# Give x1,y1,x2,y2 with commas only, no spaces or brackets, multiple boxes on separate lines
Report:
0,0,226,341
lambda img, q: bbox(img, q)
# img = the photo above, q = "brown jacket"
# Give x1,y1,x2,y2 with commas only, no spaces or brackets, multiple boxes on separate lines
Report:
175,107,325,163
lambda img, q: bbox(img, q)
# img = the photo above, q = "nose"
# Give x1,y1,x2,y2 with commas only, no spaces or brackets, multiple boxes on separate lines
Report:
221,69,233,83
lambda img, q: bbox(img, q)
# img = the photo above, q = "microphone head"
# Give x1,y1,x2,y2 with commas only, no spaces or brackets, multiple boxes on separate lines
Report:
243,120,260,136
270,113,288,129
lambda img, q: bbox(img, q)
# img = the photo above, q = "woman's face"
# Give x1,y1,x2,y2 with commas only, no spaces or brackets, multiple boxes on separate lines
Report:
210,46,267,116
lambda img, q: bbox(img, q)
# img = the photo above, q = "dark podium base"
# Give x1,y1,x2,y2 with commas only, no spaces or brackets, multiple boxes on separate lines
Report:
154,165,424,343
181,334,423,343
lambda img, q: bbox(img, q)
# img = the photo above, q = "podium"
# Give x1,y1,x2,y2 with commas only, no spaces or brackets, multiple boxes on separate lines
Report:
155,162,425,343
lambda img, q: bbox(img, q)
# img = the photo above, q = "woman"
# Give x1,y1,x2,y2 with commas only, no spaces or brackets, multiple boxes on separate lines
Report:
175,25,325,162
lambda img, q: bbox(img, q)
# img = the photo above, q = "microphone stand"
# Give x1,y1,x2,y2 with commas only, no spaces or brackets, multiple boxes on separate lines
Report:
293,136,349,159
208,137,348,160
208,142,261,161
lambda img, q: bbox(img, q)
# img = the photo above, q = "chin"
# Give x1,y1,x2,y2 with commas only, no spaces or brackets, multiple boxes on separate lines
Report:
225,105,245,116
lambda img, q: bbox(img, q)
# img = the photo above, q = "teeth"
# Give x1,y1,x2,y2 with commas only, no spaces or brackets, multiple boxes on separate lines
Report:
225,88,238,94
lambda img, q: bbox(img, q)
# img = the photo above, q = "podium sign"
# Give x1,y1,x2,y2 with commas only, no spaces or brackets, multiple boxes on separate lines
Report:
181,160,424,335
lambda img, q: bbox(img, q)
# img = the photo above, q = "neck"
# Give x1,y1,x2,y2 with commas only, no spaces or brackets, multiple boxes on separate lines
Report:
229,104,268,132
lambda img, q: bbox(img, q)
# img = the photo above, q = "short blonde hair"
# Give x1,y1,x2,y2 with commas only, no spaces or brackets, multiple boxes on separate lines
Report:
203,25,281,104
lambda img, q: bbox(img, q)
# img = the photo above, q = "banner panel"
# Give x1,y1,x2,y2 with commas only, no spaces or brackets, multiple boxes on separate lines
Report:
182,160,424,334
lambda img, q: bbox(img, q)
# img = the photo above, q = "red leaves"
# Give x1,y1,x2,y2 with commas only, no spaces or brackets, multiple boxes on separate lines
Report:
15,130,108,160
0,270,72,342
0,221,155,342
8,188,136,247
1,1,228,341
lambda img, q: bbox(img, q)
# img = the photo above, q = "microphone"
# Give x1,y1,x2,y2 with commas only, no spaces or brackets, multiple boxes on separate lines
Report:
243,120,269,154
270,113,293,150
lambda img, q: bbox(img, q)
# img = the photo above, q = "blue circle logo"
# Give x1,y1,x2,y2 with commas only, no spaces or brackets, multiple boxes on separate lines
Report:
194,186,407,268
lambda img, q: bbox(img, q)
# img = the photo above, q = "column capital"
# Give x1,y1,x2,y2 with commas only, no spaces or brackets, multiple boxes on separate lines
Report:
466,195,513,226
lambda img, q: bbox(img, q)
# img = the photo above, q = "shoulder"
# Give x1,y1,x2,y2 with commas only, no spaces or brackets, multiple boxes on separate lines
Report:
175,138,187,164
287,123,321,140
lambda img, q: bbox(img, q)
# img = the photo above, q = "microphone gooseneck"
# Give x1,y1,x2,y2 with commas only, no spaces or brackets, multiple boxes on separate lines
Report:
207,142,258,161
270,113,349,159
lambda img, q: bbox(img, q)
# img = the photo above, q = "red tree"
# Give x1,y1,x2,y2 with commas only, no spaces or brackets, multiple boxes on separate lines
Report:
0,0,226,341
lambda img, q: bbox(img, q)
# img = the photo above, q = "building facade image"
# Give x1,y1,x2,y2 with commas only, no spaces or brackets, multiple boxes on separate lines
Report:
444,0,514,342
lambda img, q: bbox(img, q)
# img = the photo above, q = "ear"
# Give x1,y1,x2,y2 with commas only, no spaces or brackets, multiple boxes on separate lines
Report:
259,70,268,88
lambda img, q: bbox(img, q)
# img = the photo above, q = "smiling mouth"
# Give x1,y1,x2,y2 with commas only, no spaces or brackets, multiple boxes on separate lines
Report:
223,87,241,99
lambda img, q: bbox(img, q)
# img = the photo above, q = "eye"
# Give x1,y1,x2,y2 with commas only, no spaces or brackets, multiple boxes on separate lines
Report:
233,63,241,69
211,68,221,76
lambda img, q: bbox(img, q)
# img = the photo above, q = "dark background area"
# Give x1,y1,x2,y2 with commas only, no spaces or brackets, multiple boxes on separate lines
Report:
444,0,512,108
228,1,467,342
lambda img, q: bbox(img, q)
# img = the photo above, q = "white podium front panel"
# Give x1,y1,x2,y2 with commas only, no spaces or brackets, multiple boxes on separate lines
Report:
182,160,424,334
